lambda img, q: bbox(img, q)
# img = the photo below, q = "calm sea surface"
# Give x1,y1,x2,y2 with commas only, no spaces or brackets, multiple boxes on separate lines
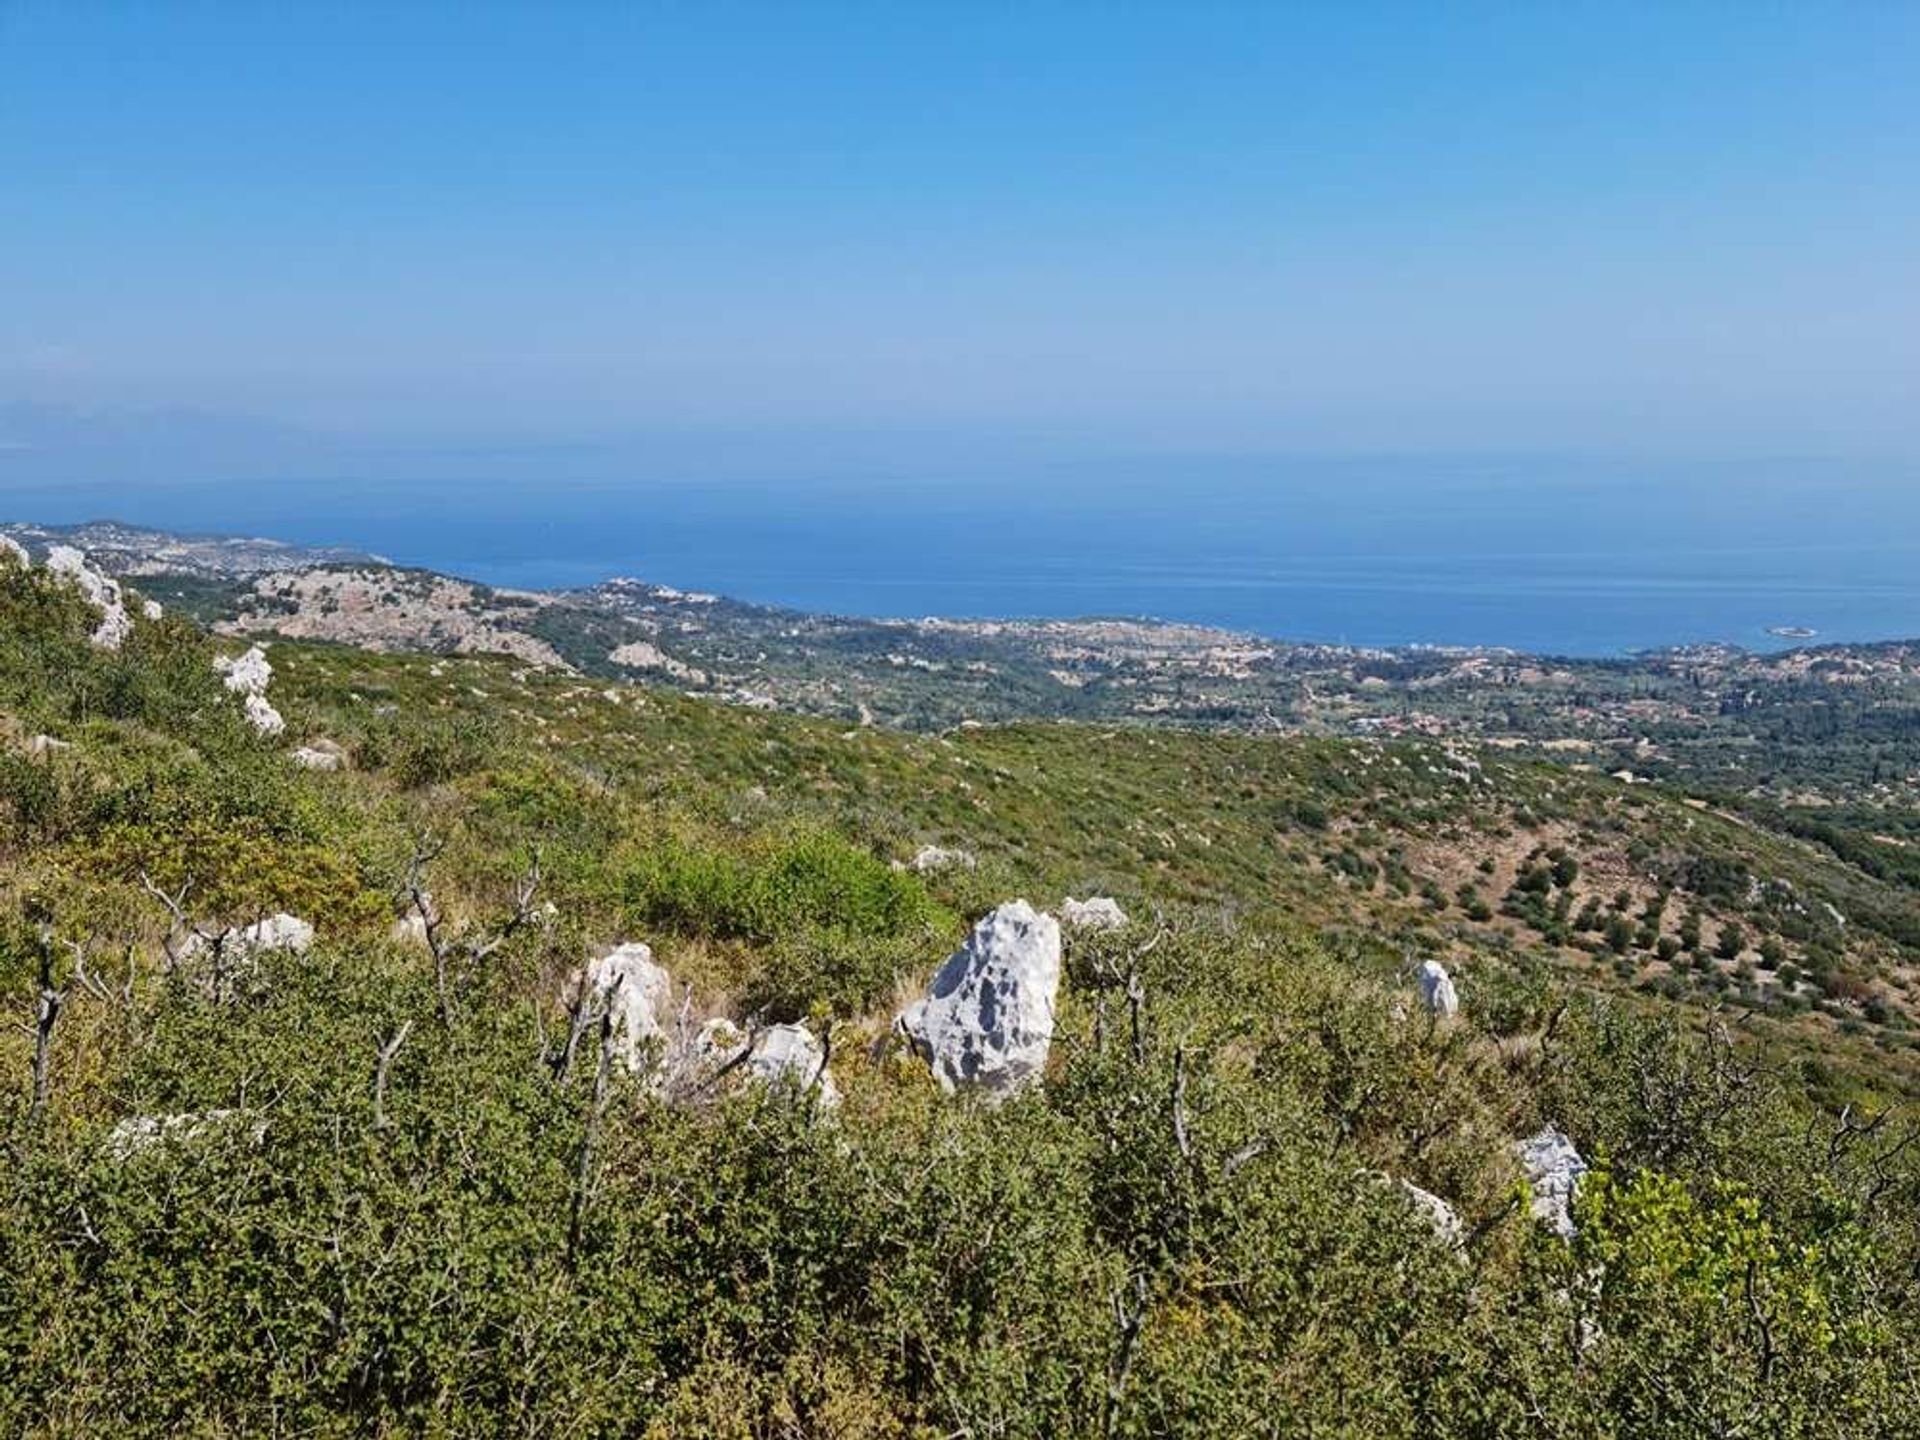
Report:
14,459,1920,657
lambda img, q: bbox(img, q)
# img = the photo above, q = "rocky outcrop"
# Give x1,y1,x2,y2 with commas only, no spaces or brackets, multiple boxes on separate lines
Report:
579,942,675,1077
695,1019,839,1107
897,900,1061,1098
0,534,28,566
1417,960,1459,1019
291,739,347,771
1061,896,1128,931
215,645,286,736
180,912,315,965
1394,1179,1464,1247
103,1109,265,1160
221,567,572,670
909,845,976,874
46,544,133,650
1515,1126,1588,1240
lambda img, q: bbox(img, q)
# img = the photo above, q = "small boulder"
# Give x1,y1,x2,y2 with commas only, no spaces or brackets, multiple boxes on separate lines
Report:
26,734,72,756
244,693,287,737
696,1019,840,1107
1394,1178,1464,1248
1061,896,1128,931
1515,1125,1588,1240
897,900,1062,1098
103,1109,264,1160
141,598,164,620
910,844,976,874
291,740,347,771
580,942,675,1076
180,912,314,965
215,645,274,696
1417,960,1460,1019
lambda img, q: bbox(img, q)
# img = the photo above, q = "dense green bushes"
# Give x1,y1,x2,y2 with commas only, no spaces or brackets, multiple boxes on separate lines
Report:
5,918,1913,1436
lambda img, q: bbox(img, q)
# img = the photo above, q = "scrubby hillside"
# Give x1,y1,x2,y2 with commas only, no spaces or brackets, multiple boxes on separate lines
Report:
3,547,1917,1436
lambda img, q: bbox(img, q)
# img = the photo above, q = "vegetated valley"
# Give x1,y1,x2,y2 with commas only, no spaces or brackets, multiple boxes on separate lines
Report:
2,529,1917,1436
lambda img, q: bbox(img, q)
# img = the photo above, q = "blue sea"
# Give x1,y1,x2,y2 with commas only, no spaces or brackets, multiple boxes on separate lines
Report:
13,456,1920,657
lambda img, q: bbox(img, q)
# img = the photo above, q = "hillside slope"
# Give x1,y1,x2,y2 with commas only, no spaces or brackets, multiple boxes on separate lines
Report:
2,538,1917,1434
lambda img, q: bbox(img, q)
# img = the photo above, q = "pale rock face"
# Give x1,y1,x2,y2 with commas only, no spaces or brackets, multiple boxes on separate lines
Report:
216,645,274,696
103,1109,264,1160
897,900,1062,1098
1395,1179,1464,1248
582,942,674,1076
46,544,133,650
0,534,28,566
910,844,976,874
696,1018,840,1107
1061,896,1128,931
1418,960,1460,1018
1516,1126,1589,1240
244,693,286,736
291,741,346,771
180,912,315,964
216,645,286,734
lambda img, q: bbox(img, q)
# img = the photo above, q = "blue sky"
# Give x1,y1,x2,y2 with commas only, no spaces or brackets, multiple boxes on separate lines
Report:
3,3,1918,476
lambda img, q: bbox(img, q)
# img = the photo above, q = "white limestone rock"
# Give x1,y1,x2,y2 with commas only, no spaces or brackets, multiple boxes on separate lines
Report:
1516,1125,1589,1240
180,912,315,965
910,844,976,874
27,734,73,756
696,1018,840,1107
46,544,133,650
216,645,274,696
581,942,675,1076
103,1109,264,1160
215,645,286,734
1395,1179,1465,1248
244,693,286,736
1061,896,1128,931
897,900,1062,1098
0,533,28,566
142,598,164,621
291,740,346,771
1418,960,1460,1018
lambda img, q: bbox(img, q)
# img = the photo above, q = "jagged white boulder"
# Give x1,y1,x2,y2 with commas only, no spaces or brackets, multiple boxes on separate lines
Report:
910,844,976,874
1418,960,1460,1018
0,534,28,566
696,1019,840,1107
244,693,286,736
216,645,273,696
180,912,315,964
46,544,133,650
215,646,286,734
142,598,163,620
1061,896,1128,931
897,900,1062,1098
1516,1126,1588,1240
580,942,675,1076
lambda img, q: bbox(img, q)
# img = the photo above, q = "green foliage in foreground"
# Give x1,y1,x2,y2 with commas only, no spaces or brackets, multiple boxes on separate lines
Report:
3,928,1915,1438
1,553,1917,1436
